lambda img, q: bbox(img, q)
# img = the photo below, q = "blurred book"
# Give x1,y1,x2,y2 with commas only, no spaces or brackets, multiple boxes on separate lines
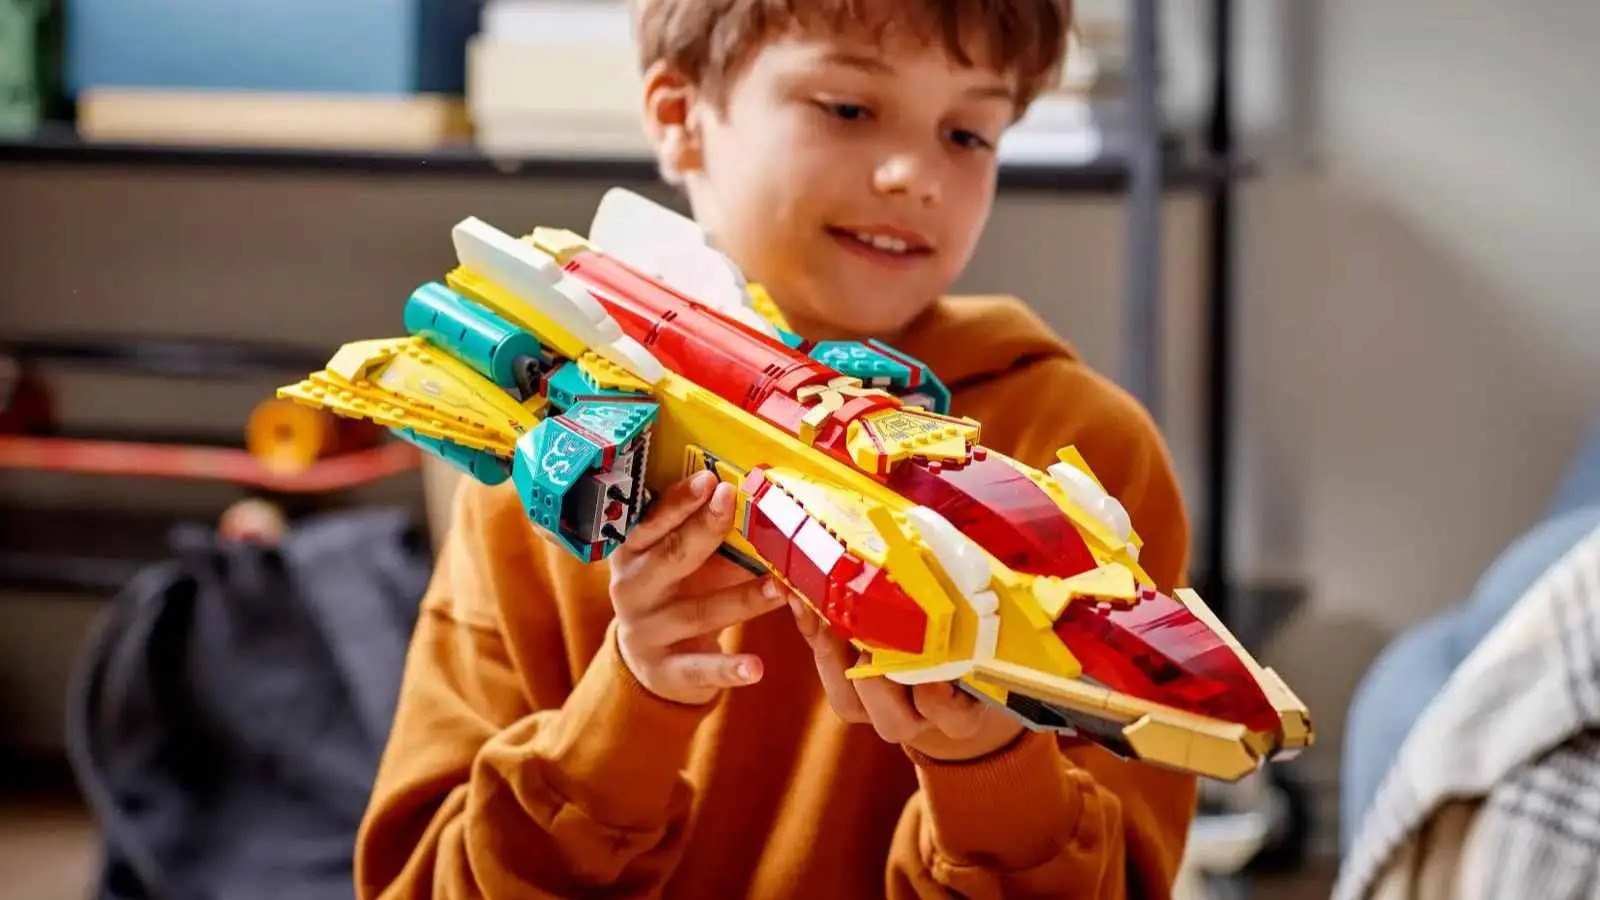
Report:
468,0,650,157
76,87,470,150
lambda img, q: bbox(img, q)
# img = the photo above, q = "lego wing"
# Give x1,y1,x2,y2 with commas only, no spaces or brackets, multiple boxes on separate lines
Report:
280,215,669,563
278,335,537,481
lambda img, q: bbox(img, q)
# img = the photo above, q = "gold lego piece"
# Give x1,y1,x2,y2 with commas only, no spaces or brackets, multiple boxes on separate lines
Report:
1122,714,1260,783
1171,588,1315,756
968,656,1283,782
794,376,897,445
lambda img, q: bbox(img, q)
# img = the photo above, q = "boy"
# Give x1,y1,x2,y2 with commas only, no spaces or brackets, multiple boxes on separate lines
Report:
355,0,1198,897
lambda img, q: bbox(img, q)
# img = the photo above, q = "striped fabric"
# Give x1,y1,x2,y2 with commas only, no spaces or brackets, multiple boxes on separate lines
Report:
1336,523,1600,900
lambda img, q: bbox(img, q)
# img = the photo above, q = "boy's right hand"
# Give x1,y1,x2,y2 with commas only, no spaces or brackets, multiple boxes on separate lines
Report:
610,469,788,706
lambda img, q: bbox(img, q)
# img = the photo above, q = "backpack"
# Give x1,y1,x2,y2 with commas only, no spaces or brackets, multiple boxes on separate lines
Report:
64,507,434,900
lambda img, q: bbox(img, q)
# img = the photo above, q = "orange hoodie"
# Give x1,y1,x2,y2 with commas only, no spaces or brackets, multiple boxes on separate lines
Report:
354,295,1197,899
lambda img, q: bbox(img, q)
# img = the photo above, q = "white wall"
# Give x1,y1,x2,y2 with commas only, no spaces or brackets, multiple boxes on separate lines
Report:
3,0,1598,850
967,0,1600,834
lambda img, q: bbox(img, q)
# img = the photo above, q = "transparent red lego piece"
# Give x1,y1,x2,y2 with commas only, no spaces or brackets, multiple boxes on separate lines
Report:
1053,589,1280,734
887,456,1099,579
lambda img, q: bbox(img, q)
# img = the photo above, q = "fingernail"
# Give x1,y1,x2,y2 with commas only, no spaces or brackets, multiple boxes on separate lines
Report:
736,661,754,682
710,482,731,515
692,471,714,497
763,578,781,600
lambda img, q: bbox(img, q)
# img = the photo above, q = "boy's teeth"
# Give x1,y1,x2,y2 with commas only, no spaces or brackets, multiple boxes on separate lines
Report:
851,231,910,254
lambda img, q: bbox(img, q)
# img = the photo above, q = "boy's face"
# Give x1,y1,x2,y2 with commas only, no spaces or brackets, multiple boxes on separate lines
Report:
645,27,1019,340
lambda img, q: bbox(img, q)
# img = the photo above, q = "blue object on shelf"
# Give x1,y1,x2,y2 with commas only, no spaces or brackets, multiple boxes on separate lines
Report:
64,0,480,96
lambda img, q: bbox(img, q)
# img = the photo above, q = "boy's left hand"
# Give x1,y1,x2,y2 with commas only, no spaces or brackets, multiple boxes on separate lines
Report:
788,597,1024,762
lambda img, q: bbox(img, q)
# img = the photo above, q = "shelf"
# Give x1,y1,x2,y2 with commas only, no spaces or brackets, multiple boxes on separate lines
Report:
0,507,181,595
2,335,332,380
0,123,1254,193
0,435,420,493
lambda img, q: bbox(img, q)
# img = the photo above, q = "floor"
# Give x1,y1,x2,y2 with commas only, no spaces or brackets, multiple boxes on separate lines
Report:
0,787,97,900
0,777,1338,900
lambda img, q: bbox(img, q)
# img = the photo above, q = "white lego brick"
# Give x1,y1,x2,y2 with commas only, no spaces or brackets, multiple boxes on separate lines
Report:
904,506,992,597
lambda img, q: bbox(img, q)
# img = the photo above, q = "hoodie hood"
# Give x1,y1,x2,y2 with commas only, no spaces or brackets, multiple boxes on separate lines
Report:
886,294,1080,394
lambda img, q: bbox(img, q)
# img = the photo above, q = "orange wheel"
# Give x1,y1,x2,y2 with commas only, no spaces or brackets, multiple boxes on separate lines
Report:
246,398,335,474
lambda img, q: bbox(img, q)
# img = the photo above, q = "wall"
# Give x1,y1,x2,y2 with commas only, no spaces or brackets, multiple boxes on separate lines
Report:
4,0,1599,852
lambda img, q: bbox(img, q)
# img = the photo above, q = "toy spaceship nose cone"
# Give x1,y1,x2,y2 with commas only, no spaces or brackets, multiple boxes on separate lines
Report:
1052,589,1282,735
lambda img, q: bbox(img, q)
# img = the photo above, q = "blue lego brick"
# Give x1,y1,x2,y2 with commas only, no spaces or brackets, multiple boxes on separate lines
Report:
64,0,479,96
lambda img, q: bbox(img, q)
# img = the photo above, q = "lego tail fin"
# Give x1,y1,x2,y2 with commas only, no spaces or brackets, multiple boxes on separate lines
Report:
588,188,779,338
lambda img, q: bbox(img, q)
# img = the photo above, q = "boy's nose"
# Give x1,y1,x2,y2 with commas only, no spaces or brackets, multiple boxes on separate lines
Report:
872,154,940,206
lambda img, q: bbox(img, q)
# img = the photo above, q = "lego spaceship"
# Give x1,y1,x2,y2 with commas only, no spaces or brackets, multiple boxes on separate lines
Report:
276,189,1312,782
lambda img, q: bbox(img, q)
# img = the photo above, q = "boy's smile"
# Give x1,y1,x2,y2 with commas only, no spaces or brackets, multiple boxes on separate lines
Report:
642,28,1022,341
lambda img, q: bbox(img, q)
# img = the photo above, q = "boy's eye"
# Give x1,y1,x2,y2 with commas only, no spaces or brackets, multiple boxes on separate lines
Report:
816,100,870,121
948,128,995,152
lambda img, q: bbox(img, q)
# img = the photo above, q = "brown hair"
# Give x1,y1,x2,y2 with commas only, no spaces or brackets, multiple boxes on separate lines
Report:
632,0,1073,112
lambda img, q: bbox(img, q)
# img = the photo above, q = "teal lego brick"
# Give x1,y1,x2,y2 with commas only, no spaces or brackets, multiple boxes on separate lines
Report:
403,281,541,391
392,428,510,486
544,359,648,409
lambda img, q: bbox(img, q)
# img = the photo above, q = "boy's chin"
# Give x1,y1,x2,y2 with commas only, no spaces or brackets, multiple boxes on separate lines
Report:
805,296,932,340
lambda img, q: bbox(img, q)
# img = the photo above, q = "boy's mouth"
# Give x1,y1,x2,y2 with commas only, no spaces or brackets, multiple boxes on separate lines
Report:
825,225,934,259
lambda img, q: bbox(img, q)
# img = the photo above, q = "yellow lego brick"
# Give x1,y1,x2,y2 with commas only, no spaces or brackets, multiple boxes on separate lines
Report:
763,469,889,568
1032,563,1140,619
844,407,978,475
527,226,593,265
446,265,590,361
576,351,653,394
745,283,793,333
868,505,959,656
277,335,541,458
971,573,1084,682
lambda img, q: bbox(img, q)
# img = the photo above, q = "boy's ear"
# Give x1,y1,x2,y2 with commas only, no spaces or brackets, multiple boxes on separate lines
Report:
641,61,704,185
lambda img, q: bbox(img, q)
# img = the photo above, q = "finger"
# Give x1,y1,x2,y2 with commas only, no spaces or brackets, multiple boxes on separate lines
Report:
655,650,765,693
787,594,830,643
791,599,869,723
911,682,988,741
854,663,930,744
681,553,763,597
650,575,789,644
634,481,738,596
619,470,717,553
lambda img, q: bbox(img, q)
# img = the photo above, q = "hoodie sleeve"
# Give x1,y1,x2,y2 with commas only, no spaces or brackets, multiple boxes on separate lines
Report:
884,357,1199,899
354,481,716,899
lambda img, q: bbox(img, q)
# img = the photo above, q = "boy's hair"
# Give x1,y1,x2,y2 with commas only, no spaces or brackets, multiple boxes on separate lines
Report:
632,0,1073,113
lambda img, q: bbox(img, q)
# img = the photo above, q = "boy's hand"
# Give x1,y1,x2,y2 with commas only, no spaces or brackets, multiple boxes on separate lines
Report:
610,469,789,706
788,598,1025,762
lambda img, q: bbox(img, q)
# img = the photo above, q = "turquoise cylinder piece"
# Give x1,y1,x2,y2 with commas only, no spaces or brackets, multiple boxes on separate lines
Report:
403,282,541,390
